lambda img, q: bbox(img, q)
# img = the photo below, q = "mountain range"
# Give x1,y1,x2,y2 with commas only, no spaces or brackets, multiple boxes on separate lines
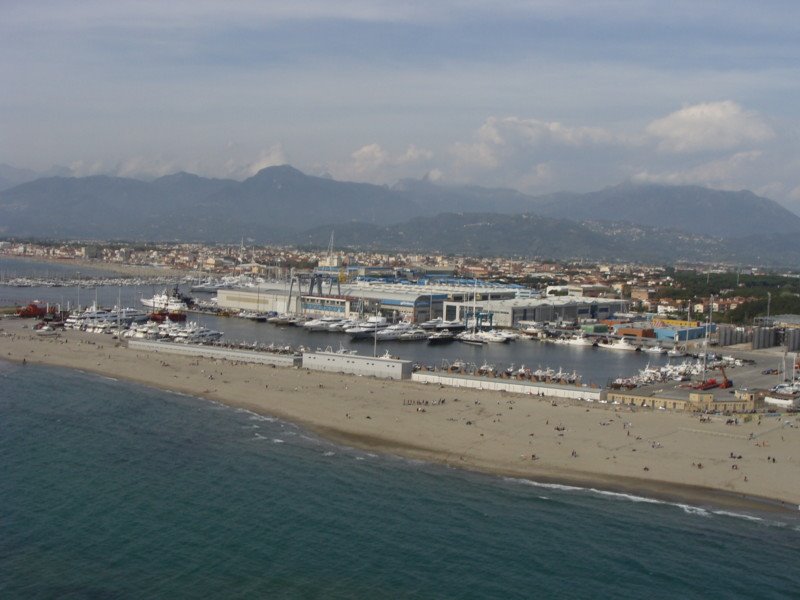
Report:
1,164,800,265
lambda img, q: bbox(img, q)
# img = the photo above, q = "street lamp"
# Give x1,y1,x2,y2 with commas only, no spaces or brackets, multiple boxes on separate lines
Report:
767,292,771,322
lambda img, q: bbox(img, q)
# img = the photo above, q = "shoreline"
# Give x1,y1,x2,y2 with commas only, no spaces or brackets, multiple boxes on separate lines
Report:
2,318,799,515
0,254,190,278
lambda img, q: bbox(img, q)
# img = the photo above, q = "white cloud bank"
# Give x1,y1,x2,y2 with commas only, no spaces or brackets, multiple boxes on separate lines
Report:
645,101,774,153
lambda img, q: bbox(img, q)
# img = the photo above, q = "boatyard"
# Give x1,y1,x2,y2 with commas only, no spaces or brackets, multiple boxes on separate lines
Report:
2,256,799,413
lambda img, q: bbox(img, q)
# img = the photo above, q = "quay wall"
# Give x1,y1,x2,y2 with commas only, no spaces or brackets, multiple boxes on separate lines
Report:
128,340,300,367
411,372,604,401
302,351,413,380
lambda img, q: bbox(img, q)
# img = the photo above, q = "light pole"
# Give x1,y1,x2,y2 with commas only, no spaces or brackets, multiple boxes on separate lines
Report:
766,292,771,322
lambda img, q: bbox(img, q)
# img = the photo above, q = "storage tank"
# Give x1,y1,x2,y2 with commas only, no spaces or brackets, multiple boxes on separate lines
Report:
785,329,800,352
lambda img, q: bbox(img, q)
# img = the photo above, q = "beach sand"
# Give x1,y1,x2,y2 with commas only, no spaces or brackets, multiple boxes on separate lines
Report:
0,255,190,278
2,318,799,513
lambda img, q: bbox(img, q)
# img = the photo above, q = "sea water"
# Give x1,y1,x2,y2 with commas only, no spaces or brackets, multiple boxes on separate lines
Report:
2,363,799,599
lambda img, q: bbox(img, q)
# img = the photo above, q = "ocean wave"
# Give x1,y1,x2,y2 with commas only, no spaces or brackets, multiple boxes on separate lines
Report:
677,504,711,517
712,510,763,522
589,488,666,505
503,476,791,525
272,438,284,444
248,414,276,422
504,478,584,493
322,451,336,457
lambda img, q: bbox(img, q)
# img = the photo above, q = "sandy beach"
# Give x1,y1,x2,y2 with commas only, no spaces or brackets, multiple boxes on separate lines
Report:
2,317,799,513
0,254,190,278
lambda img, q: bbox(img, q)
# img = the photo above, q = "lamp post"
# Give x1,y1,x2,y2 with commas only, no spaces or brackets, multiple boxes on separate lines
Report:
766,292,771,322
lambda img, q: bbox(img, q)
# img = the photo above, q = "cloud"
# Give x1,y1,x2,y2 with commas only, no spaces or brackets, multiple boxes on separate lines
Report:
450,116,622,171
351,143,388,174
632,150,763,186
646,101,774,153
239,145,288,177
68,160,107,177
345,143,434,179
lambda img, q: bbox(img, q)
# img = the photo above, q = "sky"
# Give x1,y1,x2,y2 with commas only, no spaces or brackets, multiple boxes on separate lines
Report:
2,0,800,209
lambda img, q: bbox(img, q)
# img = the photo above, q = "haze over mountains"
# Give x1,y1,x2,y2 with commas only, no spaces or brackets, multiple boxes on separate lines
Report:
1,164,799,265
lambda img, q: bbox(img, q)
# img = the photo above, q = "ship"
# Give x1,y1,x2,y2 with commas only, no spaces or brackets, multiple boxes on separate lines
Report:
140,285,191,312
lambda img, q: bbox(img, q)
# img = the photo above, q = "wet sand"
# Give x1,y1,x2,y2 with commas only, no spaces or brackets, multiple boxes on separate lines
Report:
2,318,799,513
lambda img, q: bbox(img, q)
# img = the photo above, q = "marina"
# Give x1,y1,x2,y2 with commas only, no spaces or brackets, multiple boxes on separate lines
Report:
3,260,797,404
7,294,666,388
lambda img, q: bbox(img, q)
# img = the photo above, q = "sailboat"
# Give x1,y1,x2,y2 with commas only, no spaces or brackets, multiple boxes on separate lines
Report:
457,280,486,345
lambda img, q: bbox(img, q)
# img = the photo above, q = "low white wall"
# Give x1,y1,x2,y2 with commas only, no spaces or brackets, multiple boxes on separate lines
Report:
411,372,604,401
302,352,412,380
763,396,799,409
128,340,300,367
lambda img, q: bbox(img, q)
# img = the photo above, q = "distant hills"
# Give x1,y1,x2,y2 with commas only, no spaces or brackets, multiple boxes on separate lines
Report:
0,166,417,241
531,182,800,238
1,165,800,264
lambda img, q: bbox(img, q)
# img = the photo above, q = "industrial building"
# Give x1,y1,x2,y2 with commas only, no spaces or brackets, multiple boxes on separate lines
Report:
443,296,629,328
216,279,534,325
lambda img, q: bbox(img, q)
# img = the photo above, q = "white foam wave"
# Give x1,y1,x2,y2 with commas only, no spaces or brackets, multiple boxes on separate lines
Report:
590,489,666,505
272,438,284,444
355,456,365,461
249,414,276,422
323,451,335,457
712,510,764,522
504,478,584,493
505,476,731,519
677,504,711,517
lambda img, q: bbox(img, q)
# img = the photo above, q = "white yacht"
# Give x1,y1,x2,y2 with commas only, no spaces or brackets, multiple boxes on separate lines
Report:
476,329,511,343
345,316,389,339
140,288,189,312
375,321,414,341
563,334,596,347
599,338,640,352
303,317,344,331
427,329,455,344
456,331,486,345
397,328,429,342
644,344,667,354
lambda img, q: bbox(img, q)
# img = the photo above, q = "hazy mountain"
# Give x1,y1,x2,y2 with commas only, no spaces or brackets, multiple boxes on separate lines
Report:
2,165,799,263
532,182,800,238
0,165,419,241
296,215,800,265
200,165,418,231
0,164,72,191
0,164,43,191
391,177,537,214
299,213,622,259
